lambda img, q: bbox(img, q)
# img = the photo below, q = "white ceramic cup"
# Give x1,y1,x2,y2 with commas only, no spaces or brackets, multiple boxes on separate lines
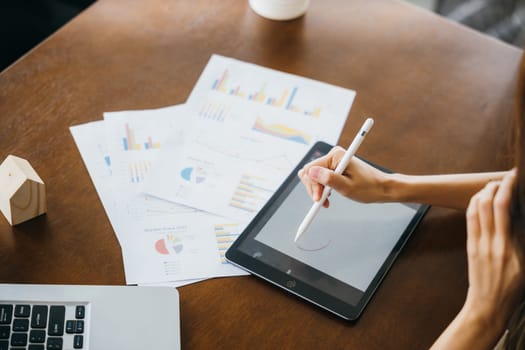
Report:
249,0,310,21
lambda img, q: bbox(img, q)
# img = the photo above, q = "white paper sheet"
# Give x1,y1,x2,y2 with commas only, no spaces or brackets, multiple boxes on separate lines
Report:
122,213,248,284
143,55,356,222
103,105,189,194
70,122,123,241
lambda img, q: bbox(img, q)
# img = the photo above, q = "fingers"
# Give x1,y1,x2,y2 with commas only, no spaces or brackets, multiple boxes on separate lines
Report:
298,168,315,200
297,146,346,202
477,181,500,239
462,169,524,326
492,170,517,256
493,169,516,240
326,146,346,170
466,170,516,256
466,195,482,253
307,165,349,198
466,181,500,256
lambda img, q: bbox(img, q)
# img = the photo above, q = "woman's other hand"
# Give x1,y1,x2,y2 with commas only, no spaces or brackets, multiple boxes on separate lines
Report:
463,169,525,329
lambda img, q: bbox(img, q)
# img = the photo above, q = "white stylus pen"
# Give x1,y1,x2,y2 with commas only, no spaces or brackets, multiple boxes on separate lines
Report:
294,118,374,242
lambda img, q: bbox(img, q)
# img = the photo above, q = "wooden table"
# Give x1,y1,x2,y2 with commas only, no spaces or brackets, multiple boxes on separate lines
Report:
0,0,522,348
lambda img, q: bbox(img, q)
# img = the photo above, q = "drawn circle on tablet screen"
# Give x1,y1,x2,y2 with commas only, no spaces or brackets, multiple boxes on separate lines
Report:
295,233,331,252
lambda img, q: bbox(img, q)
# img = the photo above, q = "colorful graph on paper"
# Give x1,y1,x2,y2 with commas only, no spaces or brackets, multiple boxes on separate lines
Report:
122,123,161,151
229,174,274,213
211,69,322,117
155,234,184,255
252,117,311,145
198,101,229,122
214,223,240,264
180,166,207,184
126,195,197,219
128,160,151,183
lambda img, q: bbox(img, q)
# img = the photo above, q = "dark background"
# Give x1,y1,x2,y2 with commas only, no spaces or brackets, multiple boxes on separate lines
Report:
0,0,523,73
0,0,95,71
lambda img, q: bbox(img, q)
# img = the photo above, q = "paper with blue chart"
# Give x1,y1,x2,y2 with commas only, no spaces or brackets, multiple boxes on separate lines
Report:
70,107,248,286
102,106,186,193
70,119,201,287
70,122,122,239
143,55,356,222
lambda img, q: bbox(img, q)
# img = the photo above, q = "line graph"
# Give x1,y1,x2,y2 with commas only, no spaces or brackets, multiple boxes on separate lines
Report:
193,137,296,170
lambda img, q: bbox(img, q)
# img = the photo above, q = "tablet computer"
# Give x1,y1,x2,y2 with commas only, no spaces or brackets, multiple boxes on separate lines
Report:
226,141,429,321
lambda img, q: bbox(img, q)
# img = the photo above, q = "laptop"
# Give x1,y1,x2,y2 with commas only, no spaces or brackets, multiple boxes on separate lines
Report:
0,284,180,350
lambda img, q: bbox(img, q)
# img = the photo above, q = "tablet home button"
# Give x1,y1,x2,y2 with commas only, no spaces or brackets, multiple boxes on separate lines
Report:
286,280,296,288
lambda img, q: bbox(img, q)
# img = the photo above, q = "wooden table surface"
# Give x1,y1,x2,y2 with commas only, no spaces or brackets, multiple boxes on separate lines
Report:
0,0,522,348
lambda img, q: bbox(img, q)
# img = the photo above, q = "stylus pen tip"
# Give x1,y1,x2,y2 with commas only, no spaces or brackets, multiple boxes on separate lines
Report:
294,229,304,243
295,216,312,241
295,202,322,242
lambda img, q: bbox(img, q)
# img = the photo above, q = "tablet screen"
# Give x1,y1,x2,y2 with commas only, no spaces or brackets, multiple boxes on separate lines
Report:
226,142,428,319
254,184,418,293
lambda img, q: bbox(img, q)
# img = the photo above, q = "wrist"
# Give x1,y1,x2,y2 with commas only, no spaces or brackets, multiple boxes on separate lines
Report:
431,305,508,350
382,173,409,202
459,302,508,337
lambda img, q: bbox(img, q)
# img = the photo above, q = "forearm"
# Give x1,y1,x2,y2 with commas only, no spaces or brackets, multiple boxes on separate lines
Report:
431,306,506,350
383,171,509,210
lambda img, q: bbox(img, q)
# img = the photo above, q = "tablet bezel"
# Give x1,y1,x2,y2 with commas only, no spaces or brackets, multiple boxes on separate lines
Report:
226,141,429,321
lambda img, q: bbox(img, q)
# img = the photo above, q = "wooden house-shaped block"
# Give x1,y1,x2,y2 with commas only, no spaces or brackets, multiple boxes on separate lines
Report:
0,155,46,225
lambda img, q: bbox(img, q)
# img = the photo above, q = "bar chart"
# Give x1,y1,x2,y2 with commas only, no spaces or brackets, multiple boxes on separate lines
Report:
128,160,151,183
214,223,241,264
229,174,274,213
198,101,230,122
122,123,161,151
211,69,322,117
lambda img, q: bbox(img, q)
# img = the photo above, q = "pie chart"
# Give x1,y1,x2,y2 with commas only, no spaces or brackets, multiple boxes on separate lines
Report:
155,235,184,255
180,167,206,184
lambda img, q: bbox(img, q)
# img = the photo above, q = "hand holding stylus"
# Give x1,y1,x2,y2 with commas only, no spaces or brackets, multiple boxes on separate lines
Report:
295,118,374,242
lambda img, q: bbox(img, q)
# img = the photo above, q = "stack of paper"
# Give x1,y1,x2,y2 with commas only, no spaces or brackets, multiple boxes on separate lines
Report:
70,55,356,287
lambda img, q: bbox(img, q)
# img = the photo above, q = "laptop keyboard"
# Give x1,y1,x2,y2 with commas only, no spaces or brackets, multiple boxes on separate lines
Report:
0,302,89,350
